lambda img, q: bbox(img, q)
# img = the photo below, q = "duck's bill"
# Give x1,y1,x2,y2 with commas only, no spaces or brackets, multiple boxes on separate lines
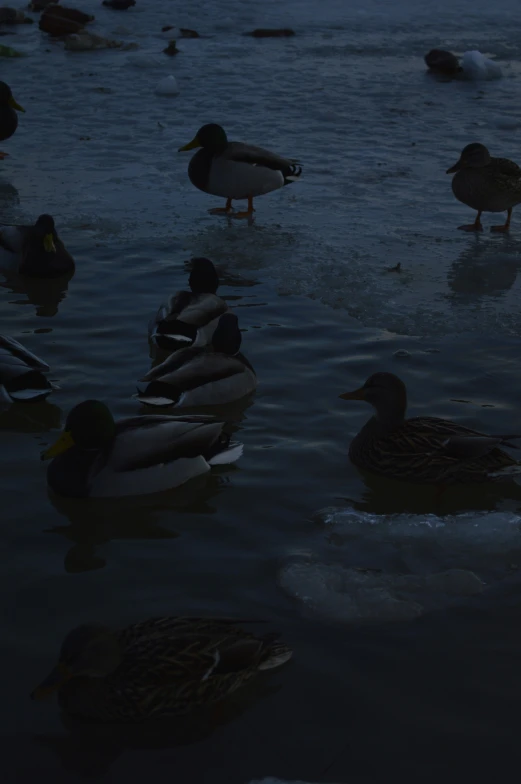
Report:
31,663,72,700
339,387,366,401
8,96,24,113
43,233,56,253
41,429,75,460
178,136,201,152
446,161,461,173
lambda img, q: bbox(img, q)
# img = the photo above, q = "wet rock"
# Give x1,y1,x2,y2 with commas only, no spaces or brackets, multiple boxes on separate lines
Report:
102,0,135,9
0,42,22,54
424,48,461,76
39,11,83,35
163,40,179,56
244,28,295,38
28,0,56,11
0,7,33,24
64,30,137,50
44,5,94,24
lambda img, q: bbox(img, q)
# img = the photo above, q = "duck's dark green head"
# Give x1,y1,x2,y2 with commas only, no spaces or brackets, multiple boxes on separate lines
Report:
178,124,228,153
0,81,24,112
189,257,219,294
41,400,116,460
32,214,57,254
31,624,121,700
212,312,241,355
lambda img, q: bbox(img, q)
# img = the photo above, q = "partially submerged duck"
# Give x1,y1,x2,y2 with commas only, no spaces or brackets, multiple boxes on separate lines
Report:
138,313,257,408
179,123,302,218
447,143,521,232
149,257,228,352
40,400,243,497
31,617,292,721
340,371,521,484
0,214,75,278
0,80,24,160
424,49,461,77
0,335,57,403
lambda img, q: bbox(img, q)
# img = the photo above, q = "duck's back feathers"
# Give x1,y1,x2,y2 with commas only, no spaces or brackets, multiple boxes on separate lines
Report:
137,349,256,408
0,335,56,402
224,141,302,179
350,415,519,484
58,616,292,721
150,292,228,351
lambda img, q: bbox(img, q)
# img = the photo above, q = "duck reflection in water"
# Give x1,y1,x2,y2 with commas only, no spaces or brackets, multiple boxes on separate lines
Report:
46,467,237,573
448,238,521,304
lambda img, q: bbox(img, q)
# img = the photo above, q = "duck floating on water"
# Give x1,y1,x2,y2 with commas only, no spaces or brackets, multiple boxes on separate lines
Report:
0,81,24,160
139,312,257,408
40,400,244,497
179,123,302,218
340,371,521,484
31,617,292,721
0,214,74,278
149,257,228,352
447,143,521,232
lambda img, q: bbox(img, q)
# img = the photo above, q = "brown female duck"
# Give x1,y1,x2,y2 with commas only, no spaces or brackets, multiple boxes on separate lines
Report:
447,143,521,232
340,372,521,484
31,617,292,721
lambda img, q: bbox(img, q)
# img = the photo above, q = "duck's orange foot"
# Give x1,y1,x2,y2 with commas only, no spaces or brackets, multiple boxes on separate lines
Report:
0,151,9,160
490,224,510,233
233,210,255,219
458,222,483,232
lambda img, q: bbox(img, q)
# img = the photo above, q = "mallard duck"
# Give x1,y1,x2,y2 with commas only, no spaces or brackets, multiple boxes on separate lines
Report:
149,257,228,352
40,400,244,497
0,214,74,278
31,617,292,721
0,80,24,160
424,49,461,76
0,334,57,403
178,123,302,218
138,313,256,408
339,372,521,484
447,143,521,232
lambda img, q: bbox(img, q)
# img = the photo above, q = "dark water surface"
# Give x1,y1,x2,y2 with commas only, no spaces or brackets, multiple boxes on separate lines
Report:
2,0,521,781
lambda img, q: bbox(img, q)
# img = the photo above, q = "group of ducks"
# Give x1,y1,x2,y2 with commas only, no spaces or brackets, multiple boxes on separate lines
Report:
3,77,521,228
3,79,521,722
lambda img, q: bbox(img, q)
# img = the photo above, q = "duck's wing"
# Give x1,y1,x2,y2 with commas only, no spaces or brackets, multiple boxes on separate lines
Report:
371,416,518,481
0,225,30,254
141,351,247,389
224,141,301,173
108,414,225,471
115,618,265,690
492,157,521,178
175,294,228,327
0,335,50,375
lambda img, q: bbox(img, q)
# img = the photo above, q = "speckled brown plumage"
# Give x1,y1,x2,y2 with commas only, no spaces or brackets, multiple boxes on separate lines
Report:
35,617,292,722
341,372,521,485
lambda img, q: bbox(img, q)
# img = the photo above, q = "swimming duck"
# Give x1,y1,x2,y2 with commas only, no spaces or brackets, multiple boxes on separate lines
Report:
149,257,228,352
31,617,292,721
0,334,57,403
447,143,521,232
138,313,256,408
424,49,461,77
40,400,243,497
0,81,24,160
178,123,302,218
0,214,74,278
340,372,521,484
